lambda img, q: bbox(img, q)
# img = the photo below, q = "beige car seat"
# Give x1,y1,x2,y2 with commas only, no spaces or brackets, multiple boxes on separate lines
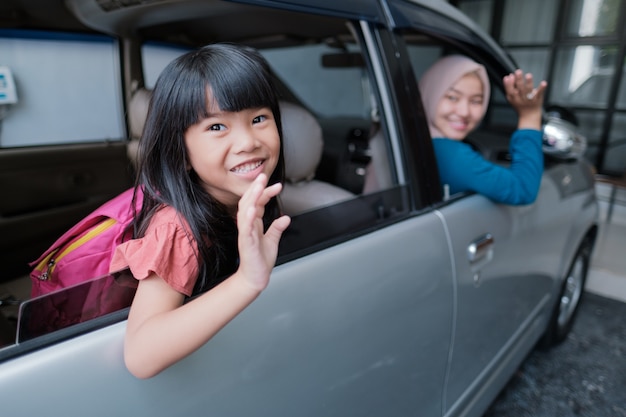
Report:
127,88,152,167
279,101,354,215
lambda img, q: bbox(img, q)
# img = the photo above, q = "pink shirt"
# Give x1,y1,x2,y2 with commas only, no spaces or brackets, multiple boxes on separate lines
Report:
109,205,200,296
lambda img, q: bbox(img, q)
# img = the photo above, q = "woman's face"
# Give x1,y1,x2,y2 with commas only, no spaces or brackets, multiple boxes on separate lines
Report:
433,72,485,140
184,97,280,210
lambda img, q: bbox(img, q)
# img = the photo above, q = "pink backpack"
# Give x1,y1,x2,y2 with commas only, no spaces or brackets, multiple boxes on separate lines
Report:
29,187,143,298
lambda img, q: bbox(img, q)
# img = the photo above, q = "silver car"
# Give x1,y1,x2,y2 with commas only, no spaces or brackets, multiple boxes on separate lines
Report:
0,0,598,416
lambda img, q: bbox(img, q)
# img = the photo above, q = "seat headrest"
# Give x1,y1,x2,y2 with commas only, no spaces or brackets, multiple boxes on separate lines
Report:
128,88,152,139
280,101,323,183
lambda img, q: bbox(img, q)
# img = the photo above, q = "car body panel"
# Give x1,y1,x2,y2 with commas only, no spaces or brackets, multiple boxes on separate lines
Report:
436,160,598,413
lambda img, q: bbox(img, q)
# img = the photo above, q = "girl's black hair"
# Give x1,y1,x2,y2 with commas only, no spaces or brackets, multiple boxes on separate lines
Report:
134,43,285,294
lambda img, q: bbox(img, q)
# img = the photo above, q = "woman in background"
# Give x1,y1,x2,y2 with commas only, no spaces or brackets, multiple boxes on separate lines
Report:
419,54,547,205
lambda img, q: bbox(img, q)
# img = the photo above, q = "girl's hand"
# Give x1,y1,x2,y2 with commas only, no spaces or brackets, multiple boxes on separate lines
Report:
235,173,291,291
503,69,547,130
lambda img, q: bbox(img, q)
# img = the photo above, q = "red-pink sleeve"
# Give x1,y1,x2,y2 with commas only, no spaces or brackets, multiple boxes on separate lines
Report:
110,213,199,297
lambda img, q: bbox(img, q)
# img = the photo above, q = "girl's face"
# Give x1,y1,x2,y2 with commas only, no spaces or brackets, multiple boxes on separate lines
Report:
184,99,280,209
433,72,485,141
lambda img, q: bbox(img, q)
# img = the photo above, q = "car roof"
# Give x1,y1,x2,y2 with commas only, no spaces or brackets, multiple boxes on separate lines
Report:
3,0,515,73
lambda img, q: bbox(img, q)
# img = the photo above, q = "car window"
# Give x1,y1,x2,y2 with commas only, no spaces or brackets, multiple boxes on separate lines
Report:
0,30,125,148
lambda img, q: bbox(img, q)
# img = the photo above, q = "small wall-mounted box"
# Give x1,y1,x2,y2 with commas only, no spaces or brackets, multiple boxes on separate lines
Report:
0,66,18,105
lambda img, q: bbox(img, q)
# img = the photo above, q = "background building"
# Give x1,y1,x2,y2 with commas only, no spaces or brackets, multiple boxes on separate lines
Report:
451,0,626,177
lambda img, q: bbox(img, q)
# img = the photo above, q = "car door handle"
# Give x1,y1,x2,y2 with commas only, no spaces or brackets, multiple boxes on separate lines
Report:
467,233,494,263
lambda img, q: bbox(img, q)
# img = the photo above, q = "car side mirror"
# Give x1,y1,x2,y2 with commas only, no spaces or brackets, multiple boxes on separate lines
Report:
542,116,587,160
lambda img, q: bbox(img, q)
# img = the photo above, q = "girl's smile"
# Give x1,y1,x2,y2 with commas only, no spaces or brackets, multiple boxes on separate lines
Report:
230,158,265,176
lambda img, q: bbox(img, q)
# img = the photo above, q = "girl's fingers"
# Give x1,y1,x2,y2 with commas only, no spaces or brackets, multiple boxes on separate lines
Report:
265,215,291,245
237,174,286,238
238,174,267,215
239,174,282,210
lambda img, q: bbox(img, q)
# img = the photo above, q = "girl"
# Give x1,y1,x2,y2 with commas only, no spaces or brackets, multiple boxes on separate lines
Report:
419,55,548,205
109,43,291,379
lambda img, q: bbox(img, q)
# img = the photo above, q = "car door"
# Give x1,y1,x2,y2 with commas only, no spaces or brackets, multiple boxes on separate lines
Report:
435,191,556,414
382,2,561,413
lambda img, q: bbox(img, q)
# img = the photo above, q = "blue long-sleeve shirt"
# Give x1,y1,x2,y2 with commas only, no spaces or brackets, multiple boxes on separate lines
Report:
432,129,543,205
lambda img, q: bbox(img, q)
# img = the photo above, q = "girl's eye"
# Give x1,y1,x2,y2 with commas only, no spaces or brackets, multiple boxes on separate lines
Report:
445,94,459,103
209,123,226,131
253,115,267,124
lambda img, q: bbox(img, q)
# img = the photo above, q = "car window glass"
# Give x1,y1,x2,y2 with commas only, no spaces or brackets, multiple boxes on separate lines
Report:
0,30,124,148
260,44,371,119
16,271,136,343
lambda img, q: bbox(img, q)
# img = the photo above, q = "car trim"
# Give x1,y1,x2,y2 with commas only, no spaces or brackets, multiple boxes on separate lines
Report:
360,21,406,187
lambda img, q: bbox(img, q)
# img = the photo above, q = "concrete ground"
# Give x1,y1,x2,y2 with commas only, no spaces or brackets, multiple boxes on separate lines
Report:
483,181,626,417
483,292,626,417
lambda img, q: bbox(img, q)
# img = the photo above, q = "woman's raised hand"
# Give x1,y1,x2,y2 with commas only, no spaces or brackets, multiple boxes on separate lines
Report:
235,173,291,292
503,69,547,130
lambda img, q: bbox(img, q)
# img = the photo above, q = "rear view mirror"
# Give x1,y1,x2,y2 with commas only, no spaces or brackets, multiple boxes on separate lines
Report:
321,53,365,68
542,116,587,161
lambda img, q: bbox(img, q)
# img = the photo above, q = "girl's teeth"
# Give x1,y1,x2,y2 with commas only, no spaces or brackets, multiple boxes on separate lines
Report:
232,160,262,173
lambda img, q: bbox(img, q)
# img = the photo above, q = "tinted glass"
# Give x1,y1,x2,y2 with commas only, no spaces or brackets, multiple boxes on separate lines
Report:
17,271,136,342
261,44,372,119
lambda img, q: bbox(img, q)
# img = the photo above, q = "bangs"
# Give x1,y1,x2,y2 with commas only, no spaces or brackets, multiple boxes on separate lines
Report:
149,43,281,145
206,57,276,113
